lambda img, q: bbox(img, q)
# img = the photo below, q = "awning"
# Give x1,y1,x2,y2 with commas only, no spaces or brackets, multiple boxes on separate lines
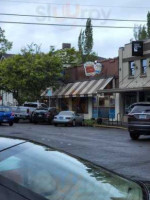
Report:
98,87,150,94
51,77,113,98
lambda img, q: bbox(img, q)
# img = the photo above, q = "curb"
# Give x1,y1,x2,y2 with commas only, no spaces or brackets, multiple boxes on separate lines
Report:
93,124,128,130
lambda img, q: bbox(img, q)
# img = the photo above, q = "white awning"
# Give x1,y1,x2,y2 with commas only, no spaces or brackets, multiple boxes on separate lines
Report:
50,77,113,98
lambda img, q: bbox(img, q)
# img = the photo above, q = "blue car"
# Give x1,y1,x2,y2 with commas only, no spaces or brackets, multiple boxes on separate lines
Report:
0,106,14,126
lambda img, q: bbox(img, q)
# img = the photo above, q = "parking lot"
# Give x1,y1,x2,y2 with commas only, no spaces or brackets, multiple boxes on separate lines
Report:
0,122,150,181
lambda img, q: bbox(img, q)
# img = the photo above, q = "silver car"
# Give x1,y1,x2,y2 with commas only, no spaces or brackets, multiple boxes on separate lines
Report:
11,106,31,123
53,111,84,126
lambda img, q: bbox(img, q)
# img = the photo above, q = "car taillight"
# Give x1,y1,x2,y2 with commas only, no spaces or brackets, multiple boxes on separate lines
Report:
45,113,50,117
128,114,134,121
11,112,14,116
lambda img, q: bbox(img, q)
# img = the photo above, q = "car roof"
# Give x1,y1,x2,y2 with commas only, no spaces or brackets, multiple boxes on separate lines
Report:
0,137,25,151
131,102,150,106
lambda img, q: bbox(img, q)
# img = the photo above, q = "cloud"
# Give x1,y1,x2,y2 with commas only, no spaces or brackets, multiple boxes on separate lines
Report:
0,0,149,58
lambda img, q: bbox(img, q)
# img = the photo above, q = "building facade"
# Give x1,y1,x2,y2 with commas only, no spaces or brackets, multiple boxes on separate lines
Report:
43,58,119,120
101,40,150,122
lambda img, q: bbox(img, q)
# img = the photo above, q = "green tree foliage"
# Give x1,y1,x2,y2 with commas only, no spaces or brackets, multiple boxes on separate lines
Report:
78,18,96,63
0,27,12,55
84,18,93,55
0,44,62,104
134,25,147,40
147,11,150,38
133,12,150,40
54,47,81,67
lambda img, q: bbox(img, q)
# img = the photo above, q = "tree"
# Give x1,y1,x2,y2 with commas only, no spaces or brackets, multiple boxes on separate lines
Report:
78,18,94,63
54,47,81,67
147,11,150,38
0,27,12,55
0,45,62,104
134,25,147,40
78,30,85,63
84,18,93,56
133,11,150,40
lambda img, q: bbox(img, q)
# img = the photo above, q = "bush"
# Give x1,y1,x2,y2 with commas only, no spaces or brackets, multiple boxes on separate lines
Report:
84,119,96,127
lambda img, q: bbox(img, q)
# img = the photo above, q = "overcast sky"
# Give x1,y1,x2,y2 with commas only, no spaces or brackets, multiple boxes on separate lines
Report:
0,0,150,58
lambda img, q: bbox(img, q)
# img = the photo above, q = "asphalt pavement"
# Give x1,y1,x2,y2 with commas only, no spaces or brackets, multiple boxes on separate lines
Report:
0,122,150,181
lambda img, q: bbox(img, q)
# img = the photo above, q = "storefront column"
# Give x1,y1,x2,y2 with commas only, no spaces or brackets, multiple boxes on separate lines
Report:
88,97,93,119
115,93,120,121
116,93,124,122
56,98,59,110
68,98,72,111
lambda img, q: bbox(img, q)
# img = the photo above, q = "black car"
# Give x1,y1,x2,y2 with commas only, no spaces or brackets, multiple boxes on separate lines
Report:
0,136,149,200
128,102,150,140
31,107,58,124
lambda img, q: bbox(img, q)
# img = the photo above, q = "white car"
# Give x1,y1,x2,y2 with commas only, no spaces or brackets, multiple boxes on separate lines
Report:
53,111,84,126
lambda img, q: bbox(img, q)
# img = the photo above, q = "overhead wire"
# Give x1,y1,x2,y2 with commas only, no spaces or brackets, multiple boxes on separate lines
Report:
0,13,146,22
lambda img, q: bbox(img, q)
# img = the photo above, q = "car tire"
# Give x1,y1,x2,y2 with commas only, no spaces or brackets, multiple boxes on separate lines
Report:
33,121,38,124
54,123,58,126
72,120,76,127
129,132,140,140
9,122,13,126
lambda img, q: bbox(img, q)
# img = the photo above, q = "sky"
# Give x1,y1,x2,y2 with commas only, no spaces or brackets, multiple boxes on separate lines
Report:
0,0,150,58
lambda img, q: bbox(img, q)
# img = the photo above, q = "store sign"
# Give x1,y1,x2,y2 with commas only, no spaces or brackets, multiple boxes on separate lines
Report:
46,88,52,97
84,61,102,76
132,41,143,56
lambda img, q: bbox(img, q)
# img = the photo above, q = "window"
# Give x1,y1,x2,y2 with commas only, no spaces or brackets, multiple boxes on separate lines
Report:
141,59,147,75
129,61,135,76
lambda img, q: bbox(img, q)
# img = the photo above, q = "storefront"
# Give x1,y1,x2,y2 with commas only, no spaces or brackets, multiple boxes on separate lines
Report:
50,77,115,119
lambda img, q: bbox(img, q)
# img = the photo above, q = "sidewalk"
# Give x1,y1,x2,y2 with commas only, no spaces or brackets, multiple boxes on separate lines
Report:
94,121,128,130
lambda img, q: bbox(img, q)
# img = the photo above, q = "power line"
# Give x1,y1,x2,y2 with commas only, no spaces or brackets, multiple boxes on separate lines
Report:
1,0,150,9
0,13,146,23
0,20,136,28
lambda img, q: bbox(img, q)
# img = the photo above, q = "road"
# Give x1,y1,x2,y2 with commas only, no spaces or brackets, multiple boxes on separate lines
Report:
0,122,150,181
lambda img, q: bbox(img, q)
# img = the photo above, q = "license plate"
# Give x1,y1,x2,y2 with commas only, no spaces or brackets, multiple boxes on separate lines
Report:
139,115,147,119
3,119,8,122
59,117,63,120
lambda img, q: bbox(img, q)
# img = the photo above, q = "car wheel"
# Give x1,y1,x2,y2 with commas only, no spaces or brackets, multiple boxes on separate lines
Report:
34,121,38,124
72,120,76,127
54,123,58,126
9,121,13,126
129,132,140,140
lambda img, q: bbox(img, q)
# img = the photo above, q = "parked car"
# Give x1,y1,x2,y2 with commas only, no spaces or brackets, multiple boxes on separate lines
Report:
11,106,31,123
0,106,14,126
0,136,147,200
53,111,84,126
128,102,150,140
31,107,58,124
23,102,48,122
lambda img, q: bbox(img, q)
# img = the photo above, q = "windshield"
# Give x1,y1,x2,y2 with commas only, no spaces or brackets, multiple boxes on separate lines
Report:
0,107,11,112
24,104,37,108
131,105,150,113
0,142,143,200
59,111,74,116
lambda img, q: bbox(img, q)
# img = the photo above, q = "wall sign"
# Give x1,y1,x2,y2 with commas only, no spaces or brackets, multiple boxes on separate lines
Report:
84,61,102,76
132,41,143,56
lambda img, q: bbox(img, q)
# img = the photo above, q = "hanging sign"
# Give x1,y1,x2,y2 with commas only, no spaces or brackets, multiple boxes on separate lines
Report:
84,61,103,76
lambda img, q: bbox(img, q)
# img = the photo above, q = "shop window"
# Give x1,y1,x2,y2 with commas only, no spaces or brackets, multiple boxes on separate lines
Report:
72,98,88,114
99,98,105,106
141,59,147,75
129,61,135,77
